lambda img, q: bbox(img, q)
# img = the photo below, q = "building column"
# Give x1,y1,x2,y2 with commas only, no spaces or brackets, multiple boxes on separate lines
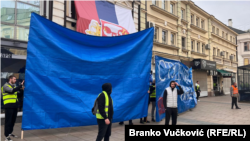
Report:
187,4,191,58
177,0,182,56
159,27,162,43
167,0,170,12
168,30,171,45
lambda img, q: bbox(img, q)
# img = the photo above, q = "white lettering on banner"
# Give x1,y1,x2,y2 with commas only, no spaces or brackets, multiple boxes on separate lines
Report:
158,60,194,101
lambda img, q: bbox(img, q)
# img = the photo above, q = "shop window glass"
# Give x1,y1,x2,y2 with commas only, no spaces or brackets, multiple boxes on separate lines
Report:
17,2,40,26
1,1,15,24
1,24,15,39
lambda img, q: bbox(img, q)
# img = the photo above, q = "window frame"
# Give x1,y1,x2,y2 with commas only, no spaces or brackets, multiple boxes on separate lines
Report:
201,20,204,29
217,28,219,35
170,3,174,14
197,42,200,52
171,33,175,45
191,40,194,51
196,17,200,27
212,26,215,33
182,36,186,48
162,30,167,44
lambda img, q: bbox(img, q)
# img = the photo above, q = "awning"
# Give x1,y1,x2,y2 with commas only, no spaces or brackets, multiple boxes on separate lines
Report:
217,69,232,77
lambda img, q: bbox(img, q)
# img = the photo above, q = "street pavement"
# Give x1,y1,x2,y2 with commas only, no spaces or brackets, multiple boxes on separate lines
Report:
1,95,250,141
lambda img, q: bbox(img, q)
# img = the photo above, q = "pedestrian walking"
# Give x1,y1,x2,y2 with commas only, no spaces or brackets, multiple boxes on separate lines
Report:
1,75,24,141
163,81,184,125
231,82,241,109
195,81,201,101
96,83,113,141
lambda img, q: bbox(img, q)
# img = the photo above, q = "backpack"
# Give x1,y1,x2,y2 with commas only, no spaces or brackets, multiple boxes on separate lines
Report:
92,96,99,115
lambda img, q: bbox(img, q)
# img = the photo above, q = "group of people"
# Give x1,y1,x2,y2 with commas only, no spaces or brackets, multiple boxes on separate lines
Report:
1,74,241,141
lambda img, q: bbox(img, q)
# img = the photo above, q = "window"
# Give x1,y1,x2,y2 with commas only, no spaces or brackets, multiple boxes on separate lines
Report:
182,37,185,48
202,44,205,54
197,42,200,52
196,17,199,27
152,0,156,5
226,33,228,40
191,14,194,24
213,48,216,55
162,0,166,10
191,40,194,51
181,9,185,19
230,36,232,42
233,37,235,43
212,26,215,33
162,30,167,44
171,33,175,45
154,27,158,40
217,49,220,56
245,58,249,65
170,3,174,14
201,20,204,29
226,52,228,59
1,0,40,41
245,42,250,51
222,31,224,38
217,28,219,35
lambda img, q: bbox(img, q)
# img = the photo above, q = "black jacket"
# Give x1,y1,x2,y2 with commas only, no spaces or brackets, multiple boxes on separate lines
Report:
163,81,184,109
97,83,113,120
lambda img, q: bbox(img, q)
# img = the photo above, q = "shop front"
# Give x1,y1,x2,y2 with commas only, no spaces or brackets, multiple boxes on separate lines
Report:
238,65,250,102
192,59,217,97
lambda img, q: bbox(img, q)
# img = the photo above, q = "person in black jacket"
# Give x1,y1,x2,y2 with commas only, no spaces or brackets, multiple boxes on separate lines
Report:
96,83,113,141
163,81,184,125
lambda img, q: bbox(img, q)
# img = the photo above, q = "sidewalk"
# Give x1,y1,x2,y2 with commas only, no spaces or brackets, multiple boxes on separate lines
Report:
1,95,250,141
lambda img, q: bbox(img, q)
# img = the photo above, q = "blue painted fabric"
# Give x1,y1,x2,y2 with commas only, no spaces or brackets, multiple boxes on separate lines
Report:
155,56,197,122
22,13,153,130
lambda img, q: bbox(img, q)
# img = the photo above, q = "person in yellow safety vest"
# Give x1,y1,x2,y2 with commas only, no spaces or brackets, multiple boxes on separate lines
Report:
230,82,241,109
195,81,201,101
2,75,24,141
96,83,113,141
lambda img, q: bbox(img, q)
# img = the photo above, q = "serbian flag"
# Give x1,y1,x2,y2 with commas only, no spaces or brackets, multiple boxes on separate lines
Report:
75,0,136,37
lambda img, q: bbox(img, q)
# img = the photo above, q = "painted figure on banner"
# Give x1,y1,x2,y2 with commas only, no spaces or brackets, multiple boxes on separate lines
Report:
85,19,129,37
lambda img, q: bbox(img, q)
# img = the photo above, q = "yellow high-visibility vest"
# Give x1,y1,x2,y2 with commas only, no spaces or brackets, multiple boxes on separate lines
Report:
1,84,18,105
96,91,113,119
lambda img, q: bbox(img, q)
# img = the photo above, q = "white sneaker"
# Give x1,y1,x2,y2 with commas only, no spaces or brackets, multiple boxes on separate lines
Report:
9,134,18,138
5,136,12,141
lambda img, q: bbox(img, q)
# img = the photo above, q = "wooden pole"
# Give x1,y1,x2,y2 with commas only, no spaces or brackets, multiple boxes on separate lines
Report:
21,130,24,139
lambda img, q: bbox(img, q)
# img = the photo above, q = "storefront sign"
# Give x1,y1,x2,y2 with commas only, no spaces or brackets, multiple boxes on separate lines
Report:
1,53,12,58
193,59,216,70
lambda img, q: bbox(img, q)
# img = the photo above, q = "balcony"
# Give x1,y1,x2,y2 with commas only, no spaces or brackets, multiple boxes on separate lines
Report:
181,19,188,25
153,39,179,50
190,24,207,33
150,5,179,20
182,47,189,52
211,33,237,46
213,56,223,65
191,51,208,57
231,61,238,67
223,58,231,66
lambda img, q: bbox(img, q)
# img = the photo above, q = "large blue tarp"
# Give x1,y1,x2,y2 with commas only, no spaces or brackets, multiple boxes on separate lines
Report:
22,13,153,130
155,56,197,122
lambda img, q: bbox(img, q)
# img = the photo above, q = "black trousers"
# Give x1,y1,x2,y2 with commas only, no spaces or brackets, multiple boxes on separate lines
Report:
96,119,112,141
165,107,178,125
5,108,18,137
196,92,200,100
232,97,239,108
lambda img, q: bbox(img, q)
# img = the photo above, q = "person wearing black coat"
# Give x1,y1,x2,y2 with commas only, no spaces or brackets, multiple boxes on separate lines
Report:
96,83,113,141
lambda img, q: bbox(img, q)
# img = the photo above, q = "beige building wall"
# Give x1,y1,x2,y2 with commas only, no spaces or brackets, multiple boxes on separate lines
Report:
237,33,250,67
148,0,238,97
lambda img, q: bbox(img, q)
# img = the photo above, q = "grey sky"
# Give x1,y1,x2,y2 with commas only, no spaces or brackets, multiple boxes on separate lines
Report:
193,1,250,31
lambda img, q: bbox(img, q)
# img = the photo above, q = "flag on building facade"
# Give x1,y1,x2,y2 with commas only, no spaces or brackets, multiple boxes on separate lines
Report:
75,0,136,36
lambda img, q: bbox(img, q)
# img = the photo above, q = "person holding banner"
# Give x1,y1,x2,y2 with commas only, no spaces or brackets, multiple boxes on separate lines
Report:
163,81,184,125
231,82,241,109
96,83,114,141
2,75,24,141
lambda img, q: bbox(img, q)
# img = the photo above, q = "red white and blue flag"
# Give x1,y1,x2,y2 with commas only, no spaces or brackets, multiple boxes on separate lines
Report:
75,0,136,36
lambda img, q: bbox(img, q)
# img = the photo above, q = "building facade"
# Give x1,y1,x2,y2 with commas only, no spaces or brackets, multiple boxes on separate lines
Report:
146,0,238,97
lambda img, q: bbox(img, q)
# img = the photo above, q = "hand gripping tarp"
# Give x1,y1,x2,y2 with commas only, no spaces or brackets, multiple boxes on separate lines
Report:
155,56,197,122
22,13,153,130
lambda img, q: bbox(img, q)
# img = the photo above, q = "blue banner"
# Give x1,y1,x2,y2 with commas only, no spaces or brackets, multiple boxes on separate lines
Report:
155,56,197,122
22,13,153,130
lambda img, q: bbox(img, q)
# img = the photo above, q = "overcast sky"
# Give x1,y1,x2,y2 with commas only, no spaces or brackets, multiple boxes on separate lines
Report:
193,0,250,31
